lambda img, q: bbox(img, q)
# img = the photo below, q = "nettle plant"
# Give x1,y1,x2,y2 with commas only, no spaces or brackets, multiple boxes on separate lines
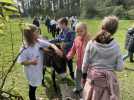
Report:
0,0,24,99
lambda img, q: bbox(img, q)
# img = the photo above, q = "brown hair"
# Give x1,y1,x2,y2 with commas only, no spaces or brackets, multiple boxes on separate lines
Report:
94,16,119,44
102,16,119,34
58,17,68,26
23,24,38,46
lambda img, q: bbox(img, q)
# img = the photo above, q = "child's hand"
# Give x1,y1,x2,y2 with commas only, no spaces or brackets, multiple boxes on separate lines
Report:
55,48,63,57
61,42,66,49
30,59,38,65
51,44,63,57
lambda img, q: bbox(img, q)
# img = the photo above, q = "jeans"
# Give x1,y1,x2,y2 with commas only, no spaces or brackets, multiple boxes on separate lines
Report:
67,59,74,74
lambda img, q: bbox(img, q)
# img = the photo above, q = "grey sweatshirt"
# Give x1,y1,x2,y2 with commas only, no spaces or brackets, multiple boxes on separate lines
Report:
82,40,124,73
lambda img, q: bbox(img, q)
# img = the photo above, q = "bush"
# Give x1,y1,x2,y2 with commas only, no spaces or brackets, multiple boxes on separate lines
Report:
127,9,134,19
112,5,127,19
97,6,114,18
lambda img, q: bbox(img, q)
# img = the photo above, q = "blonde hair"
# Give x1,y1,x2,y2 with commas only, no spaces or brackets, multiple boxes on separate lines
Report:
75,22,90,41
75,22,87,31
23,24,38,46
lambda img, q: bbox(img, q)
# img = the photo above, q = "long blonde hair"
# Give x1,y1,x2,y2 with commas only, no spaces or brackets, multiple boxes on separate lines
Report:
75,22,90,40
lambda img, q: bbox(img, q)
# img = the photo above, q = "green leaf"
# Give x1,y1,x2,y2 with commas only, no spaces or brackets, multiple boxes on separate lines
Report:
0,0,15,5
4,5,19,12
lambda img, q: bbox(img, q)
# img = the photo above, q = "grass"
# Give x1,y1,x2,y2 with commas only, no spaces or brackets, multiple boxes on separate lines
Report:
1,18,134,100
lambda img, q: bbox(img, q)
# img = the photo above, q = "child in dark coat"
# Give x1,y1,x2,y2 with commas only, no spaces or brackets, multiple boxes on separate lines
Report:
123,27,134,62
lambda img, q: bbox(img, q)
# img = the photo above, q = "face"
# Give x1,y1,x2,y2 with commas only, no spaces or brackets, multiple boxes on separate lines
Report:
33,30,39,40
75,26,86,37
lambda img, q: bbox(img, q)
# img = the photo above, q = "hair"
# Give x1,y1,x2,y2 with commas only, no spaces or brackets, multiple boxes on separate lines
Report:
75,22,90,41
101,16,119,35
58,17,68,26
75,22,87,31
94,16,119,44
23,24,38,46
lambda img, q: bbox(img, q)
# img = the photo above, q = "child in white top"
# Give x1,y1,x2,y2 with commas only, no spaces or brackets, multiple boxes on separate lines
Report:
18,24,62,100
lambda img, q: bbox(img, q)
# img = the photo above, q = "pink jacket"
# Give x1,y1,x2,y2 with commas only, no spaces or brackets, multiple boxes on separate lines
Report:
67,35,89,70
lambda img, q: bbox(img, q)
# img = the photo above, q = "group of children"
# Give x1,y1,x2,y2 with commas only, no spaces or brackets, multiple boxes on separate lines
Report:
18,16,124,100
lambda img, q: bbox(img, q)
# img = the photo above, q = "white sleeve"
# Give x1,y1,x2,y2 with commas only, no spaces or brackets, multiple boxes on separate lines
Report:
17,49,28,63
38,39,52,48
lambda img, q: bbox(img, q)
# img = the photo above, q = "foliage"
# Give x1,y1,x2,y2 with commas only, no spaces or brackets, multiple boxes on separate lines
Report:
127,9,134,20
18,0,134,19
0,0,24,99
112,5,127,19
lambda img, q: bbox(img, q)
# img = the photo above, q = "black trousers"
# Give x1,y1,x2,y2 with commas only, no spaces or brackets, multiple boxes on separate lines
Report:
67,59,73,73
29,85,37,100
67,59,74,79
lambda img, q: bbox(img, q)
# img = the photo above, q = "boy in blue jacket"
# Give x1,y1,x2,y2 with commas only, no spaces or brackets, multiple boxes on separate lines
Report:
50,17,75,79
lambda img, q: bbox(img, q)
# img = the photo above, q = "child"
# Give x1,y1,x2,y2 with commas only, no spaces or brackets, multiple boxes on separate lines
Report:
123,26,134,62
50,17,75,79
18,24,62,100
82,16,124,100
67,22,90,93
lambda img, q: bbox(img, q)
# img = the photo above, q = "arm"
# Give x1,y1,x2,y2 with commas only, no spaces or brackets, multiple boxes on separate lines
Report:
38,39,63,57
21,59,37,65
67,41,76,60
115,46,124,71
18,49,38,66
82,41,92,74
50,44,63,57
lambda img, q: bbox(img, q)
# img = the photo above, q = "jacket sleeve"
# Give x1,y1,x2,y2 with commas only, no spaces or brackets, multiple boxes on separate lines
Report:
82,41,92,74
115,45,124,71
115,46,124,71
64,32,75,48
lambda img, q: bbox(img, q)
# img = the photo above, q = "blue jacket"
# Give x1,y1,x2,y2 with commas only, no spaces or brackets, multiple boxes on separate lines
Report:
50,28,75,54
